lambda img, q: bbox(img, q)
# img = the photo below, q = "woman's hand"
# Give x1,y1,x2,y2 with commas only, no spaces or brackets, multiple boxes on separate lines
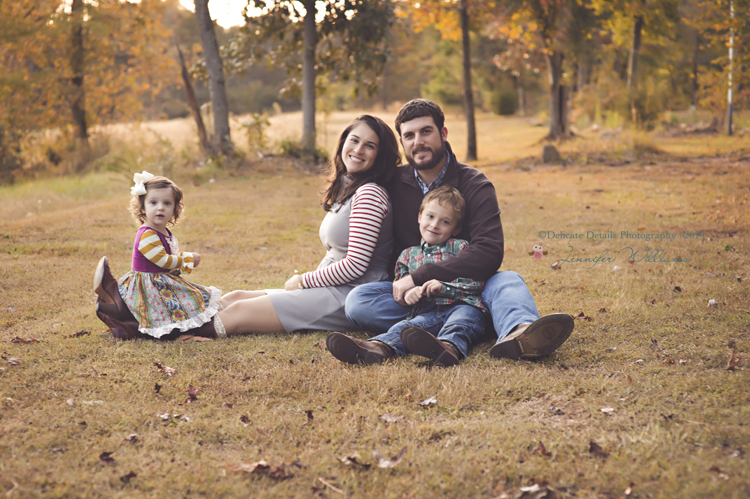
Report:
192,253,201,268
284,274,303,291
404,286,423,305
420,279,443,297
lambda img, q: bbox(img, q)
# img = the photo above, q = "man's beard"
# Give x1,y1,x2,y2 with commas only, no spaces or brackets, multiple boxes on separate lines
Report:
406,141,446,171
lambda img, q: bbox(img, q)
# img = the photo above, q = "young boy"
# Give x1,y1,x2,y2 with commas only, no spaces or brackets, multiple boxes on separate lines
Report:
326,186,485,367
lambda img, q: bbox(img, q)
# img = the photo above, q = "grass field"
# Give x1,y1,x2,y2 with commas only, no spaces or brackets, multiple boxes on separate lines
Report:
1,113,749,498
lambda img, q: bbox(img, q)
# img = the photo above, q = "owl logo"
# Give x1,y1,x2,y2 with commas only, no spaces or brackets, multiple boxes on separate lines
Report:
529,242,547,259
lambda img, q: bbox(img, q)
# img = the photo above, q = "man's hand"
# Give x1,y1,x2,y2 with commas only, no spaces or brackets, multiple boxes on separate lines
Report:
404,286,422,305
192,253,201,268
284,274,303,291
393,275,416,306
420,279,443,297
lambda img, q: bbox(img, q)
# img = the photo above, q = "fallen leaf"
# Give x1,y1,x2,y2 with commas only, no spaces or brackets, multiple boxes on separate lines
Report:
637,227,645,231
154,361,176,376
340,452,371,469
317,477,344,495
177,335,212,342
11,337,40,344
627,375,633,385
600,407,615,415
673,286,682,292
404,389,412,403
158,412,170,420
709,465,729,480
99,451,115,463
419,396,437,407
726,348,740,371
66,398,75,407
66,330,90,339
373,446,407,468
550,260,563,270
533,441,551,457
548,406,564,415
228,460,270,473
124,434,139,443
708,299,719,308
5,357,22,366
269,465,291,480
589,440,609,458
574,312,592,321
598,307,607,313
186,385,198,403
120,471,137,484
379,414,403,423
154,383,162,394
239,415,251,426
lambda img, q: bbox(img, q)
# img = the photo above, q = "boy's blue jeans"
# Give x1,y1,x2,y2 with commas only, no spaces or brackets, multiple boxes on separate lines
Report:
368,301,485,358
346,271,541,344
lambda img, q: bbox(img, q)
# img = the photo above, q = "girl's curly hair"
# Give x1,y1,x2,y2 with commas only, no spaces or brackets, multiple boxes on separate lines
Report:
129,176,184,226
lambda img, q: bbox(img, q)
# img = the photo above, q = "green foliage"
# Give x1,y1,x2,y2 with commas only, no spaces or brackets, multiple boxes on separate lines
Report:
492,88,518,116
278,138,328,162
223,0,397,100
240,113,272,157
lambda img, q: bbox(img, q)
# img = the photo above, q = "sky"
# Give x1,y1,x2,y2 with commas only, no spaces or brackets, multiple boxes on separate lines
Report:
179,0,249,28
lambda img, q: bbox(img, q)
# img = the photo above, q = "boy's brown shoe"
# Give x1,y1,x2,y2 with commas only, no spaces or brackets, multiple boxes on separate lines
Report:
326,332,395,365
489,313,574,360
400,326,461,367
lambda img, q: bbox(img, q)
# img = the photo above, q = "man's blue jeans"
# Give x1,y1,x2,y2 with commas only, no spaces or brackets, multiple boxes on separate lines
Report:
346,271,540,343
367,302,485,358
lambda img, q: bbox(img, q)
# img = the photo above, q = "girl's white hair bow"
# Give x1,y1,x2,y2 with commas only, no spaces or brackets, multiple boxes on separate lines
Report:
131,171,155,196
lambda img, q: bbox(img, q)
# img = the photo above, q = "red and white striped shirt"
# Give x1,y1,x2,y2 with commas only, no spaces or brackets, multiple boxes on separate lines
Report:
301,183,390,288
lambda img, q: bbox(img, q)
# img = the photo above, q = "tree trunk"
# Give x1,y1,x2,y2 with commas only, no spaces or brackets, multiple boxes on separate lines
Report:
176,43,212,155
691,31,699,111
301,0,317,155
511,73,525,116
459,0,477,161
545,51,567,139
627,15,644,90
69,0,89,165
194,0,232,155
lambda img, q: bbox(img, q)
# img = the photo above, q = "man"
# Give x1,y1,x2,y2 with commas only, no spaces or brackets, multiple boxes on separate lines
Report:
345,99,573,361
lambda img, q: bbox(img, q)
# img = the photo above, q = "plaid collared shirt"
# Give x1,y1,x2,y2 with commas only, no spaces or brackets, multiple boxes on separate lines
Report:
395,238,486,318
413,150,451,194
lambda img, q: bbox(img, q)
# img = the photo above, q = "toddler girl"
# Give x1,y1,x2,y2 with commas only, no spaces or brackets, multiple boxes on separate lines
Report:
93,171,225,340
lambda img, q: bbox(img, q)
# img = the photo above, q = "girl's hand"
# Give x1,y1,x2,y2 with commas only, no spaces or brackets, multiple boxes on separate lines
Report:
404,286,422,305
192,253,201,268
420,279,443,297
284,274,303,291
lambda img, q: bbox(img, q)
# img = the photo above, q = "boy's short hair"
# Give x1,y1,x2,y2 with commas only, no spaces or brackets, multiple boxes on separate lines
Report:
395,99,445,136
420,186,465,226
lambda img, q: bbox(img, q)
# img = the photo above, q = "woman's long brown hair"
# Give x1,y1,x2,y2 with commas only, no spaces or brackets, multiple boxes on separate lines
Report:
321,115,400,212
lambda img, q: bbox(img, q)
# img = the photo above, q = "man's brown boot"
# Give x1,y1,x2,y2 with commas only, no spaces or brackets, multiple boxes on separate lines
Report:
400,326,461,367
489,313,574,360
326,332,395,365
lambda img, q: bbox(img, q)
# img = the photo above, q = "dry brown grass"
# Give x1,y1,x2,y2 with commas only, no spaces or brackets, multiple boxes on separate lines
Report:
1,115,749,498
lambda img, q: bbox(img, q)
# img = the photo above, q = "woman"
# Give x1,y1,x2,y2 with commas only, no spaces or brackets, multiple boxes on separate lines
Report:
214,114,400,336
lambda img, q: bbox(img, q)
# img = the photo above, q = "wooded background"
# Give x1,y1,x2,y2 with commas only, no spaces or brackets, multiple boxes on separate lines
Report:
1,0,747,180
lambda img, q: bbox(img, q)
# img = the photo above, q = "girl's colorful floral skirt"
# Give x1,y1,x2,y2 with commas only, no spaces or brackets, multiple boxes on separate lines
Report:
118,270,222,338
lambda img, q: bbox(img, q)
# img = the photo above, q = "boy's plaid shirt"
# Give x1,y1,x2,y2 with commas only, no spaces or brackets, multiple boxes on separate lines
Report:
395,238,486,318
